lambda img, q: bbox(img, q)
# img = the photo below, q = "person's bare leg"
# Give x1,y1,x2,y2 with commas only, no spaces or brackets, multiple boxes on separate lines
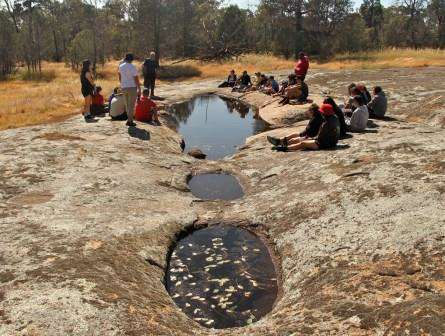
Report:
287,137,305,146
83,95,92,115
287,140,319,151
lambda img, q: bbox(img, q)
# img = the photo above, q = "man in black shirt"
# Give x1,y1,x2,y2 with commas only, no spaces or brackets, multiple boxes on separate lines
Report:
142,52,159,97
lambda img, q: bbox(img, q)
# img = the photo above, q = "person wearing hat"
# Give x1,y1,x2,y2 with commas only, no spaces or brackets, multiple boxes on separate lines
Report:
267,103,339,151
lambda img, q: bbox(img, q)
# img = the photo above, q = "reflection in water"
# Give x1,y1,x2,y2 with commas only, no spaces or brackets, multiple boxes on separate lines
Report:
170,95,267,160
188,173,244,200
166,225,278,329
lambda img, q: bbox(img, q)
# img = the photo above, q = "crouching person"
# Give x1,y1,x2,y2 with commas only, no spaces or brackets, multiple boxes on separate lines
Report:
109,92,127,121
134,88,160,124
267,103,339,151
91,86,106,116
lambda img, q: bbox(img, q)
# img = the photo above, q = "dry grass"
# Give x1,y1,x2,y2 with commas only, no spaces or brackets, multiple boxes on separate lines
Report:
1,48,445,130
314,48,445,70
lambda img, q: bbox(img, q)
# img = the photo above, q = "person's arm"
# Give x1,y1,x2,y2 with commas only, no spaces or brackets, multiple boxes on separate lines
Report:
132,65,141,95
86,71,94,86
367,96,376,110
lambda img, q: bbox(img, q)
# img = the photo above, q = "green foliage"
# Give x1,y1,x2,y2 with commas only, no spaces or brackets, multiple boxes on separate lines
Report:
19,70,56,82
158,65,202,80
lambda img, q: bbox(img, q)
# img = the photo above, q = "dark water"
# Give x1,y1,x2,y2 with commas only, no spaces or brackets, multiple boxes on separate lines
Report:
171,95,266,160
166,225,278,329
188,173,244,201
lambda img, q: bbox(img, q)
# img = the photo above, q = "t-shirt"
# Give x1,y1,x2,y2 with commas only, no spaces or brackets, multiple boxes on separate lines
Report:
119,62,138,88
143,59,159,76
271,80,279,93
240,74,251,86
109,95,126,117
295,56,309,76
134,96,157,122
92,93,104,106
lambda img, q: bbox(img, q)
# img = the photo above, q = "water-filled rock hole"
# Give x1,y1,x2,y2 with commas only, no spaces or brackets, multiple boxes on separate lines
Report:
166,225,278,329
187,173,244,201
171,95,267,160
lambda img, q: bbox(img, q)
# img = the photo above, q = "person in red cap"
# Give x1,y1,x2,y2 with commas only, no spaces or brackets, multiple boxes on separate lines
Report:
267,103,339,151
294,52,309,81
134,88,160,124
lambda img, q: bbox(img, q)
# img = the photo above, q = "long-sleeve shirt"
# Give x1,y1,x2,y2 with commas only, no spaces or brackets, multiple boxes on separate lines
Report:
367,92,387,118
346,105,369,132
300,112,323,138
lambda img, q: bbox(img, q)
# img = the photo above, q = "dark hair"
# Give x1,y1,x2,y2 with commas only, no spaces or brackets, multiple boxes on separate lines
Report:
124,53,134,62
269,75,274,80
142,87,150,96
298,51,305,58
374,86,382,94
113,87,119,93
96,86,102,93
230,69,235,73
353,95,364,105
352,88,362,96
288,73,296,79
323,96,342,114
81,59,91,76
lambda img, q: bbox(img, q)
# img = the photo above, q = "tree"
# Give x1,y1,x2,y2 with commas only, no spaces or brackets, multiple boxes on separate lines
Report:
429,0,445,47
360,0,384,47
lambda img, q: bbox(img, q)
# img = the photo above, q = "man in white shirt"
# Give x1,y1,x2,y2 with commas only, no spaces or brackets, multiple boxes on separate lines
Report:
118,53,141,127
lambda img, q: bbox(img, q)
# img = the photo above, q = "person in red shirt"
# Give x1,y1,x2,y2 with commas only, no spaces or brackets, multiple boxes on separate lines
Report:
294,52,309,81
134,88,160,124
91,86,105,116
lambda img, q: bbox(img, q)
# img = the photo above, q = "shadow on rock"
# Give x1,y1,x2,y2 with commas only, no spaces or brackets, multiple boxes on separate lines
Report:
128,127,150,141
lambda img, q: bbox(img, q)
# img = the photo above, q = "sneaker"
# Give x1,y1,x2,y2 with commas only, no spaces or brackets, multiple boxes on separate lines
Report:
84,113,94,121
126,121,136,127
267,136,281,146
275,146,288,152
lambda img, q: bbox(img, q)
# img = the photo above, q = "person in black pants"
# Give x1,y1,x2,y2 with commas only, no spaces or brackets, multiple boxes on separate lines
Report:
142,52,159,97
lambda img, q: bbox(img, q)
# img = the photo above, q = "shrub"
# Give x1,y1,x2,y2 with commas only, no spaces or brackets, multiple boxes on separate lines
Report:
19,70,56,82
158,64,201,80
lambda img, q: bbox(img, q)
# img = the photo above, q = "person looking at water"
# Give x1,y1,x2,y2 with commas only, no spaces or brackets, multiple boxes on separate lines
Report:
134,88,160,124
142,52,159,97
295,52,309,81
118,53,141,127
80,59,95,121
232,71,252,92
218,70,237,88
267,104,339,151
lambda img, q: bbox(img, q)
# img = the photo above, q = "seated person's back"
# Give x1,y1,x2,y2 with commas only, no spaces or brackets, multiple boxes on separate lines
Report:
347,95,369,131
316,104,340,149
109,93,127,120
367,86,387,118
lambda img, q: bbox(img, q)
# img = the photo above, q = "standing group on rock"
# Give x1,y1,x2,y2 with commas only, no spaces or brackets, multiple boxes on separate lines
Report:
80,52,161,127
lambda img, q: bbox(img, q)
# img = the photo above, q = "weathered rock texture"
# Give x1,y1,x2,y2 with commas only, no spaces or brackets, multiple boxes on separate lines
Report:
0,68,444,336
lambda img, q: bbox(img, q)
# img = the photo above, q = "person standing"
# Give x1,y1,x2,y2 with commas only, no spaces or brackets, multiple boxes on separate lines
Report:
142,51,159,97
295,52,309,81
80,59,95,121
119,53,141,127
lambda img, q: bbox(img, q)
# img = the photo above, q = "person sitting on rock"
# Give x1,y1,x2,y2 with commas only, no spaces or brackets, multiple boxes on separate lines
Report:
278,76,307,105
267,103,339,151
323,97,347,138
109,92,127,121
346,95,369,132
356,83,372,104
262,76,280,95
105,87,120,113
91,86,105,116
232,70,252,92
367,86,387,119
267,103,323,147
218,70,237,88
134,88,160,124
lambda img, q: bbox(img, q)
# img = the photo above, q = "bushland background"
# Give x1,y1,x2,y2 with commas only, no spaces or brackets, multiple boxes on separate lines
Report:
1,0,445,129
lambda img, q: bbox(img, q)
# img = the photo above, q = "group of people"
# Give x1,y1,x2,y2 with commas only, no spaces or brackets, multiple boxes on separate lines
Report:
80,52,161,126
219,52,310,105
266,83,388,152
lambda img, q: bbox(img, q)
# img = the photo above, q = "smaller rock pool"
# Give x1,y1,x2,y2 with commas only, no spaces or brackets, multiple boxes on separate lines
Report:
187,173,244,201
166,225,278,329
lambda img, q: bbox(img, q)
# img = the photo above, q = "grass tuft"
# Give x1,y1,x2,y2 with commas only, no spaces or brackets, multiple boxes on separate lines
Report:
19,70,56,82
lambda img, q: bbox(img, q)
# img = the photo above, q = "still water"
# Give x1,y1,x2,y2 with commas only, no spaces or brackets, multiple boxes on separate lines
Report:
171,95,266,160
166,225,278,329
188,173,244,201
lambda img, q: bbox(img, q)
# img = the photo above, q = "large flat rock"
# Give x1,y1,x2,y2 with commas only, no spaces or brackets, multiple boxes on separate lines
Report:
0,68,444,336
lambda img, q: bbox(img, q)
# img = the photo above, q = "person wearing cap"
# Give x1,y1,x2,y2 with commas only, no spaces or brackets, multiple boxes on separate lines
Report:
295,52,309,81
267,103,339,151
118,53,141,127
346,95,369,132
267,103,323,146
